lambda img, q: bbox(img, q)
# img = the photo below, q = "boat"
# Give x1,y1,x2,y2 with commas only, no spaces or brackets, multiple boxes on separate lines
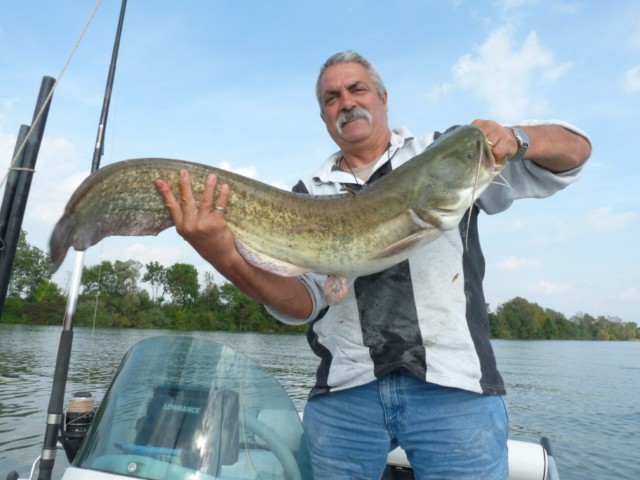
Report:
8,334,559,480
0,373,22,383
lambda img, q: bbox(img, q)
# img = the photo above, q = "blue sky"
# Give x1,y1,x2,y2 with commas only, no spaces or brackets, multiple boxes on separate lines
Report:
1,0,638,324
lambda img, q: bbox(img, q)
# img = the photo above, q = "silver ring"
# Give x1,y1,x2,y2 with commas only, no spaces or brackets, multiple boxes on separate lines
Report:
214,205,227,213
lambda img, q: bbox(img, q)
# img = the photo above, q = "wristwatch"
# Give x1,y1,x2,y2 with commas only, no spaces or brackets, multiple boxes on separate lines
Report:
509,127,529,162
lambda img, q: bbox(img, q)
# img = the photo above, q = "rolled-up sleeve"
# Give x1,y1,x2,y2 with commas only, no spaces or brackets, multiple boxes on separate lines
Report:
265,272,330,325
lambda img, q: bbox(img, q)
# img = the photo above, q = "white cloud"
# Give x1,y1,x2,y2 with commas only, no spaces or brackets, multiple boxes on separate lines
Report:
618,286,640,302
218,160,258,179
270,179,293,191
118,242,187,267
27,170,88,226
624,65,640,93
0,97,20,122
217,160,290,190
550,2,582,15
586,207,637,232
425,82,454,103
36,136,77,170
431,27,571,121
497,255,540,271
530,280,569,295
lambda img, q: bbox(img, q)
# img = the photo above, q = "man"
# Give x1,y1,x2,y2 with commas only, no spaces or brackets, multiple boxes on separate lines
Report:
155,51,591,478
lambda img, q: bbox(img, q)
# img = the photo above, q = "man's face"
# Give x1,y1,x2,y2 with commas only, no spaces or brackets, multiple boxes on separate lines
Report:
319,62,388,150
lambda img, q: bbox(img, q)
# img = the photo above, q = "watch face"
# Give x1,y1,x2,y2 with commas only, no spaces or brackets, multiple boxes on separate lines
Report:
512,128,528,148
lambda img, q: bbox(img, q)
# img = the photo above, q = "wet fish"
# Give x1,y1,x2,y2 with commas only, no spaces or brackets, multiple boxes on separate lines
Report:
49,125,505,303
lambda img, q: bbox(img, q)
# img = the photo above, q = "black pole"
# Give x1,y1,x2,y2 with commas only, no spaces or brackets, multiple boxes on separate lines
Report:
0,75,55,315
0,125,30,247
37,1,127,478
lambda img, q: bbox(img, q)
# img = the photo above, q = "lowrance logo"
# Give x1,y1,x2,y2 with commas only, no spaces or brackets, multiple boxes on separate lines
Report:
163,403,201,414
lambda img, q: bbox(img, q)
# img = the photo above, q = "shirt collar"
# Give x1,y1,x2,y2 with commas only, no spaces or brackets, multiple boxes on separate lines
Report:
312,127,414,185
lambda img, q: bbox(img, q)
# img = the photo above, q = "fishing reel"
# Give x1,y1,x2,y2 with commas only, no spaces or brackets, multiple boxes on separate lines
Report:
59,391,96,462
5,392,97,480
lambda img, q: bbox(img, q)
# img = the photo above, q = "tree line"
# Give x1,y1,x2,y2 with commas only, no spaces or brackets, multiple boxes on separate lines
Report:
489,296,638,341
2,231,638,341
1,231,304,333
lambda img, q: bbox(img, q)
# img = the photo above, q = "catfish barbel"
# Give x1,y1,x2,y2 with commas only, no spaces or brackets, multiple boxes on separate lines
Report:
49,125,506,304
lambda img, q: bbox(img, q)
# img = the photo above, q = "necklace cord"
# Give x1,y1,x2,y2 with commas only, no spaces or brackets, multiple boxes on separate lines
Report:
338,142,396,186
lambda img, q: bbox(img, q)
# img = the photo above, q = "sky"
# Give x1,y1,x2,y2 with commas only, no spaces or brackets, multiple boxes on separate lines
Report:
0,0,638,324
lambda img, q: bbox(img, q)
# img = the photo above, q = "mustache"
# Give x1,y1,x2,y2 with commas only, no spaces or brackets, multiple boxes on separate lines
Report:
336,107,372,134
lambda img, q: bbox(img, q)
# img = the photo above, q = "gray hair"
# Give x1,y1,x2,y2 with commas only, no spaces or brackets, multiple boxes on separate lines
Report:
315,51,387,108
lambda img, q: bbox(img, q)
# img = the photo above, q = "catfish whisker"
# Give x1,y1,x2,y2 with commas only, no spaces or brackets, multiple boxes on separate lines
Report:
490,173,513,191
464,140,484,250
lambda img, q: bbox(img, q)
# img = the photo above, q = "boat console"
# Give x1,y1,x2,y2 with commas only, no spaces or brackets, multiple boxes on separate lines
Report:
61,335,312,480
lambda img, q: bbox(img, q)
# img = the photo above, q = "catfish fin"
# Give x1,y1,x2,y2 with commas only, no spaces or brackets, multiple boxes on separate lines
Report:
235,241,308,277
374,231,432,259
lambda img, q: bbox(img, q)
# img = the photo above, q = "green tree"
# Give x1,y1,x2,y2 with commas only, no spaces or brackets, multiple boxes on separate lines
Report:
165,263,200,308
113,259,142,294
218,282,279,332
541,308,566,339
82,259,141,298
75,298,113,327
142,261,167,304
489,309,509,339
571,313,597,339
82,261,117,297
8,230,52,300
197,271,221,310
495,297,546,339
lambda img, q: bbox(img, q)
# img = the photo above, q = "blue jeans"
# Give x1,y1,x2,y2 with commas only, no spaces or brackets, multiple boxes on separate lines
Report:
303,370,508,479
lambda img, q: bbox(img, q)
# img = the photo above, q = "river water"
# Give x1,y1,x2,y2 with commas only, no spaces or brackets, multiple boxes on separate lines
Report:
0,324,638,479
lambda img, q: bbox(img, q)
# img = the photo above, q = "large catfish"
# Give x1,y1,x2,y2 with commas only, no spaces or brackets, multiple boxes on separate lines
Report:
50,125,506,304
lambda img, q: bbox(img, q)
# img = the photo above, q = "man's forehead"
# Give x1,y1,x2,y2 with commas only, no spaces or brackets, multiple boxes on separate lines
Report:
320,63,372,90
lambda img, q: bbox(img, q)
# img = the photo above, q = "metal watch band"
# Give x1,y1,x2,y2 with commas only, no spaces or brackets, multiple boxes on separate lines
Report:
509,127,529,162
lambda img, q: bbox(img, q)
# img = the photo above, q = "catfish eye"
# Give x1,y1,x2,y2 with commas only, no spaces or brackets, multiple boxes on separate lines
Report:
466,150,475,160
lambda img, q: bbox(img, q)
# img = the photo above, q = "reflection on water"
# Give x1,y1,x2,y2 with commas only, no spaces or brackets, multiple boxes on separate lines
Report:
1,324,639,479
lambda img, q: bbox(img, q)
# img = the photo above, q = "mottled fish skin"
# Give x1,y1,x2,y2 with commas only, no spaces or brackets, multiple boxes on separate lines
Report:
49,125,505,282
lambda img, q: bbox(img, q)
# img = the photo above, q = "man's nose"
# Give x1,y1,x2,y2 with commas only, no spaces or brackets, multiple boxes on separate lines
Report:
341,92,356,109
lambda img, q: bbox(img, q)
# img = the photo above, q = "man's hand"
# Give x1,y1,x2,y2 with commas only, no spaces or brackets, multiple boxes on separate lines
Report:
471,119,519,162
154,170,236,270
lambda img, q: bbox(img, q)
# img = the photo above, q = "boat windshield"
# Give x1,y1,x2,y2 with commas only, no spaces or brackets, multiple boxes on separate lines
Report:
73,335,313,480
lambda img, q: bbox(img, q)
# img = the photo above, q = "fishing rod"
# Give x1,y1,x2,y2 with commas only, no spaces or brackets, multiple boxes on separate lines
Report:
37,1,128,478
